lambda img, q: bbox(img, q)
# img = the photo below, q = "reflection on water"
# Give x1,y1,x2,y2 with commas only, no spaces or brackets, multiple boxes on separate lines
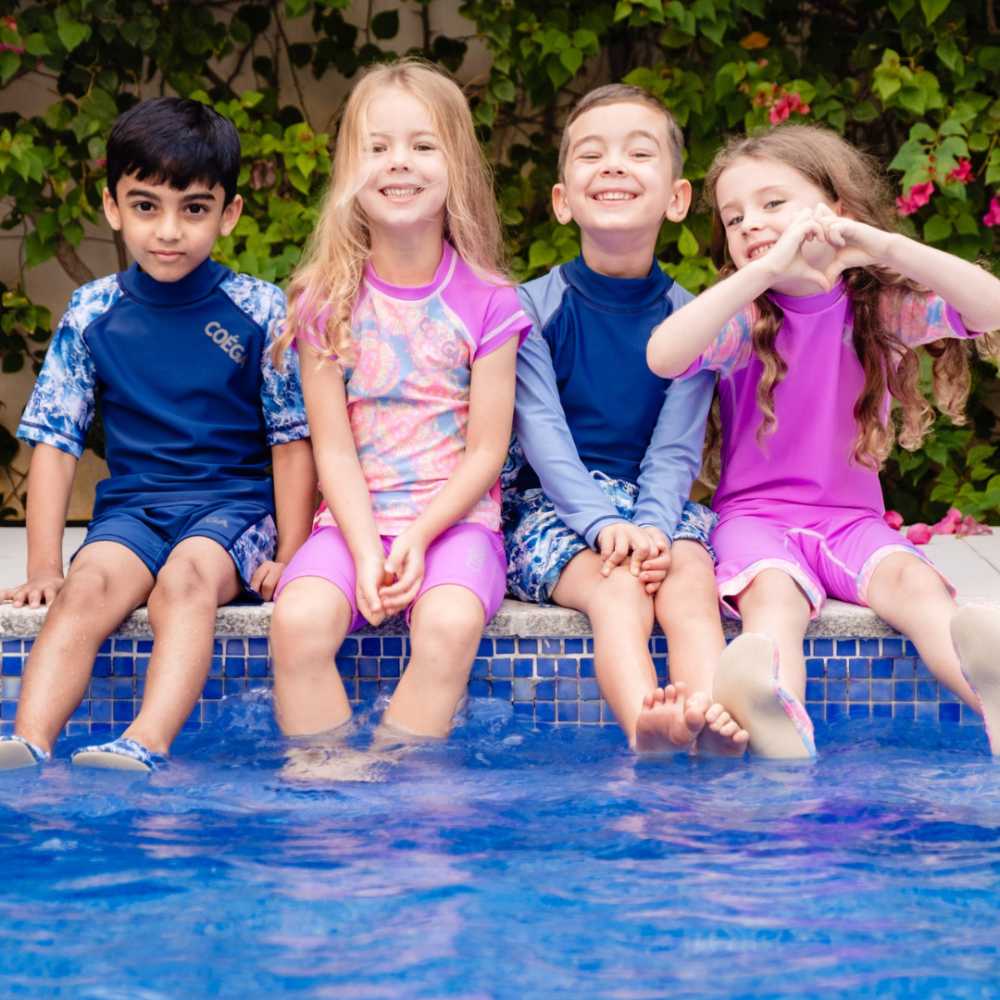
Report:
1,691,999,998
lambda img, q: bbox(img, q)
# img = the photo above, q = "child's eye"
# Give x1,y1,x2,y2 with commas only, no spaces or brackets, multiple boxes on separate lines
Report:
724,214,743,227
414,142,436,152
632,150,654,159
765,199,785,209
369,143,387,154
134,201,156,213
186,204,208,216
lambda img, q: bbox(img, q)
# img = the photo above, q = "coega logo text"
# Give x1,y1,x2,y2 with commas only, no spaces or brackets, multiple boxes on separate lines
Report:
205,321,246,366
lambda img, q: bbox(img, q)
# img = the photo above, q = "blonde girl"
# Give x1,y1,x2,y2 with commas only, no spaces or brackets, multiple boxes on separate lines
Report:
647,124,1000,758
270,60,529,740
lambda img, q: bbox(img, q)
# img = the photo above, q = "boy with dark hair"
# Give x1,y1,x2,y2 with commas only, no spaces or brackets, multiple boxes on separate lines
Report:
506,84,747,755
0,97,314,772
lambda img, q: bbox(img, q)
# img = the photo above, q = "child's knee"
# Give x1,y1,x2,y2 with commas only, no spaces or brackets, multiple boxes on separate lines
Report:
272,582,352,648
150,558,216,610
412,590,484,650
53,565,115,613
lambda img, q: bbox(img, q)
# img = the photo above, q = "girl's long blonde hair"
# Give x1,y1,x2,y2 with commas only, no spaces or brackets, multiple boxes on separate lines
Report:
705,123,997,468
275,59,507,364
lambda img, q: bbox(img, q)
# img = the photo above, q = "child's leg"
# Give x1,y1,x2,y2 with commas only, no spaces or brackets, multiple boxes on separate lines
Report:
734,569,813,701
271,577,355,736
121,537,241,754
654,540,746,753
552,550,702,751
383,584,485,737
13,542,153,754
381,524,506,738
865,552,978,707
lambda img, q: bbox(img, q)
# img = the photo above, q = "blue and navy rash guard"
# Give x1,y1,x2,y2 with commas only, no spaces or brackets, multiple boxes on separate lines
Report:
17,257,309,519
514,255,715,547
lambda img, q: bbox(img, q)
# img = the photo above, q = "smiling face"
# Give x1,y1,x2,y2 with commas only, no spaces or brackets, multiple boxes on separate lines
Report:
716,155,839,271
553,101,691,242
102,175,241,282
354,86,449,241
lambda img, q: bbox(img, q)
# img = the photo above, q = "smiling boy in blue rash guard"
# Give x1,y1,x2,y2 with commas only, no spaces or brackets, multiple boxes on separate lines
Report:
505,85,747,755
0,97,315,773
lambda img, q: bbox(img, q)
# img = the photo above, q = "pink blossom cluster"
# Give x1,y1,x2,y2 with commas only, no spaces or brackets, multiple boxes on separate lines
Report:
947,159,974,184
768,90,810,125
884,507,993,545
984,196,1000,228
895,181,934,216
0,16,23,54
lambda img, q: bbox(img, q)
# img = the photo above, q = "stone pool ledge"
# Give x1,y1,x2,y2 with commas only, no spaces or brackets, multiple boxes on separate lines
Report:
3,527,1000,734
0,593,908,640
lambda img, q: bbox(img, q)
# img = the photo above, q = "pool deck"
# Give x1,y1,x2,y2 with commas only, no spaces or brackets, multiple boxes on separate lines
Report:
2,524,999,638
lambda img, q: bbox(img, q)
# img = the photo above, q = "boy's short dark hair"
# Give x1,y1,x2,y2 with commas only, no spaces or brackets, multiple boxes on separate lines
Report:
558,84,685,181
106,97,241,205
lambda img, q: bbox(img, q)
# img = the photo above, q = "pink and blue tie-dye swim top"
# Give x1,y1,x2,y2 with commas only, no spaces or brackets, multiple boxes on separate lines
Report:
681,282,975,517
313,242,530,536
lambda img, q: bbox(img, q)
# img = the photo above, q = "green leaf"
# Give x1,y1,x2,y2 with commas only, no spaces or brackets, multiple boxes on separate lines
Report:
919,0,949,24
923,214,952,242
0,51,18,85
55,16,91,53
559,46,583,74
936,37,963,75
678,225,699,257
528,240,557,270
887,0,914,18
23,33,50,56
490,76,516,103
614,1,633,21
370,10,398,39
978,47,1000,72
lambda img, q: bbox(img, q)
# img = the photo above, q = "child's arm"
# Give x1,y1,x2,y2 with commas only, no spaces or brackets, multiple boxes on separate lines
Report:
647,210,829,377
0,444,76,608
250,438,316,600
379,337,519,616
299,349,387,626
816,204,1000,333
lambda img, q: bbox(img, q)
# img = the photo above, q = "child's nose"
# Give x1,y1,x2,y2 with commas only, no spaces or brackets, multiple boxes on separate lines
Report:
156,213,182,241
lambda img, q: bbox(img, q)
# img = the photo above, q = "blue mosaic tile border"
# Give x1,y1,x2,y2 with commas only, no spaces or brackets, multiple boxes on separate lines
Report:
0,633,983,736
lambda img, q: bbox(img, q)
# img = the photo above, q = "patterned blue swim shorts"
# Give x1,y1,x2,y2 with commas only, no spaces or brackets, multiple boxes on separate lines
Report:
503,473,717,604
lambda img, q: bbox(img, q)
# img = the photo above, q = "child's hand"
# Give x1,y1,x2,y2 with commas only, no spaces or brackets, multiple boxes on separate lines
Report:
0,574,64,609
379,529,427,617
813,203,891,282
638,527,672,595
596,522,654,578
356,554,387,627
250,560,285,601
753,207,831,290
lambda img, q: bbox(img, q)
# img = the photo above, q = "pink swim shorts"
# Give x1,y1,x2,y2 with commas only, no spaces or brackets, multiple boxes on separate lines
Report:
274,521,507,631
712,503,954,619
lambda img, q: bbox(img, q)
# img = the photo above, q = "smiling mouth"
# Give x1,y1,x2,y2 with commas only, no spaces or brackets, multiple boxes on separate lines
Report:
151,251,183,259
593,192,636,202
748,242,774,259
381,186,423,200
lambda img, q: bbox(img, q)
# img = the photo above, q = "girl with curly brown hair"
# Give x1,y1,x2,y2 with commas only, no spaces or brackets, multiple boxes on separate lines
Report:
647,124,1000,759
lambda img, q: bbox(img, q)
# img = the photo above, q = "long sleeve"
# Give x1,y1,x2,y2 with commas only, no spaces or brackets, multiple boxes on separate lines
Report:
633,368,715,536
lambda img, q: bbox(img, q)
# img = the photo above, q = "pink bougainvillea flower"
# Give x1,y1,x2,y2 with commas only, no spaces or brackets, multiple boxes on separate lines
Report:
932,507,963,535
883,510,904,530
983,196,1000,228
0,15,24,53
896,181,935,216
906,523,934,545
956,515,993,537
768,91,810,125
947,159,974,184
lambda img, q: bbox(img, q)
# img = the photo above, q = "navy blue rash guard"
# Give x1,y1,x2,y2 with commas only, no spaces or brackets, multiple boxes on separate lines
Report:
18,257,308,520
513,254,715,547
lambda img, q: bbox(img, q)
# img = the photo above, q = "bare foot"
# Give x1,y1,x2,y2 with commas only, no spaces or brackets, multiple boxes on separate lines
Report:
696,700,750,757
634,682,704,754
281,746,388,784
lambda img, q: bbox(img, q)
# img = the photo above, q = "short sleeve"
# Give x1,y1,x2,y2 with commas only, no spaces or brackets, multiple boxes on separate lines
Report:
680,304,757,379
878,286,972,348
260,290,310,445
473,283,532,361
17,294,98,459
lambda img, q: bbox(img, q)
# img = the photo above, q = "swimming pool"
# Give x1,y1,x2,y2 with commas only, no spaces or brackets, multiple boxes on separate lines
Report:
1,692,998,998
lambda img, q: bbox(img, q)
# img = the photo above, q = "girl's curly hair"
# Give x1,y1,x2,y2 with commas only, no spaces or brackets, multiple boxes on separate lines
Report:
704,123,998,469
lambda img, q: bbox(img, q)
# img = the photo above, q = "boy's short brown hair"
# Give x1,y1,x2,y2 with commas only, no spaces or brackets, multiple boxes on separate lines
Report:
557,84,685,181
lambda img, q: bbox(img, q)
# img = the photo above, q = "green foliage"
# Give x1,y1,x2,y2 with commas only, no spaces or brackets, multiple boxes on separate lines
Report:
1,0,998,521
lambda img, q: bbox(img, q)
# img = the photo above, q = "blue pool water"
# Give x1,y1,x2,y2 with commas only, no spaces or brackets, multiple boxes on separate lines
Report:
1,693,999,999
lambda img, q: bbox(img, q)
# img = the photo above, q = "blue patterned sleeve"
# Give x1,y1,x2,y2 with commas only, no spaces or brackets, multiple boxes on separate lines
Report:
259,287,310,445
17,291,99,459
